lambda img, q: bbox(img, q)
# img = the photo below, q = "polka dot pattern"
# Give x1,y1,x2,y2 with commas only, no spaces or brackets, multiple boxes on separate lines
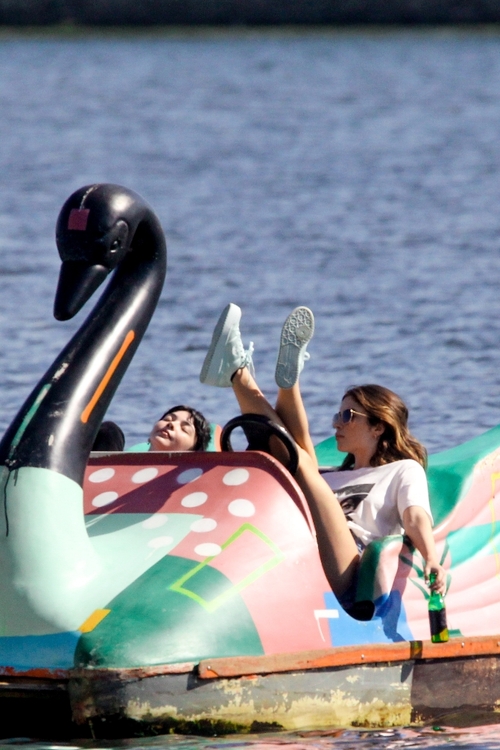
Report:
181,492,208,508
85,460,266,564
190,518,217,533
89,468,115,483
84,455,296,572
92,491,119,508
194,543,221,557
223,468,249,486
83,452,332,656
228,499,255,517
132,468,159,484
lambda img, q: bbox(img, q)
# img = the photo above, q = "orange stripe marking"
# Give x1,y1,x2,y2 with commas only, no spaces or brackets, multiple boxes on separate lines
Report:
78,609,111,633
81,330,135,424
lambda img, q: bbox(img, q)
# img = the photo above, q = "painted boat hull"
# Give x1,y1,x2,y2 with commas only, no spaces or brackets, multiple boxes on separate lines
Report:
4,421,500,737
3,636,500,737
68,636,500,733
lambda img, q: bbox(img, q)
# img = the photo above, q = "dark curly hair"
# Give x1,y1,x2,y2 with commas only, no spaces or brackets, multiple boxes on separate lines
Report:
161,405,211,452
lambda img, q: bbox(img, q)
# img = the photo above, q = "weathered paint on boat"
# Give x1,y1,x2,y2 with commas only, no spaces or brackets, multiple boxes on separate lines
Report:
69,636,500,731
4,636,500,736
1,437,500,744
4,437,500,737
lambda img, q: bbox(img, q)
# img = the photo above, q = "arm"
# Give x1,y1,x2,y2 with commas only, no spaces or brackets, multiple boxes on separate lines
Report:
402,505,446,595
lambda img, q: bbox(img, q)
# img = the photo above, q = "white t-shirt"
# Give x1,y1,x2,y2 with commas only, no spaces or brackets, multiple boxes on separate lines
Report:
323,459,432,547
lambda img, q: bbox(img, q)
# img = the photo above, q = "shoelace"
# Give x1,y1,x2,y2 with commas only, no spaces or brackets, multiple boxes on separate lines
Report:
243,341,255,376
243,340,255,364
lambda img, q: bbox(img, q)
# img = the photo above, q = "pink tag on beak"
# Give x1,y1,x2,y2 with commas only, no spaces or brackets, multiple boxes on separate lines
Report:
68,208,90,231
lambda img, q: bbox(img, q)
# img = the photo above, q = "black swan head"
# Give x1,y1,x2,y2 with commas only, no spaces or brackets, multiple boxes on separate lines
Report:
0,184,167,485
54,184,157,320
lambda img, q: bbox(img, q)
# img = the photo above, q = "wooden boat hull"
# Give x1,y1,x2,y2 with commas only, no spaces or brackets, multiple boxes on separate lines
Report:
3,636,500,737
65,635,500,733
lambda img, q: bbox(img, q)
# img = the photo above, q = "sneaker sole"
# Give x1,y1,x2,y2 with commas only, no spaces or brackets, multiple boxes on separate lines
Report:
200,303,242,387
275,307,314,389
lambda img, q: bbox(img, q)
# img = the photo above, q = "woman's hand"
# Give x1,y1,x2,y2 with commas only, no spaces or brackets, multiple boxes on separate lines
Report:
424,559,447,595
402,506,447,596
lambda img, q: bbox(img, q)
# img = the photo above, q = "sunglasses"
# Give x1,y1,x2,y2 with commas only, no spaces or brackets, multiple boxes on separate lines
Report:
332,408,369,427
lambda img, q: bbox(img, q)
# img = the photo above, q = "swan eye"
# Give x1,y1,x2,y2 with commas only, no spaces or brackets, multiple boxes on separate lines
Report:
110,239,121,253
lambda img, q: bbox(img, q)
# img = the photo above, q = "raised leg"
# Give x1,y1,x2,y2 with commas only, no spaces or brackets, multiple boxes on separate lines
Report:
232,368,358,598
231,366,284,424
295,451,360,597
200,304,359,599
275,383,318,467
273,306,317,464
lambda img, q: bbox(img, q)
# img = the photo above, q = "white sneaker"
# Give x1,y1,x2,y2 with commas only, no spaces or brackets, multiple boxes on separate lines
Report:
275,307,314,389
200,303,255,388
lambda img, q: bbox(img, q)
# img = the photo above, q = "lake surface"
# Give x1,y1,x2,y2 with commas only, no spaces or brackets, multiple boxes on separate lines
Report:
1,26,500,745
5,724,500,749
2,28,500,454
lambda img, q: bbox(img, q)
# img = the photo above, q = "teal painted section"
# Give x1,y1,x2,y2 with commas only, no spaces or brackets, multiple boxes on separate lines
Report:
207,425,219,452
0,631,79,670
85,512,202,615
0,463,199,645
0,466,101,635
75,554,264,668
446,523,500,567
127,441,149,452
426,424,500,525
315,436,346,467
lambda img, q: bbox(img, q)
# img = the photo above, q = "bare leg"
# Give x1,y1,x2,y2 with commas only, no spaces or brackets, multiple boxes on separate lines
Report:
231,367,358,599
231,370,317,466
230,366,293,469
231,367,286,425
295,450,360,598
275,383,318,467
201,307,358,600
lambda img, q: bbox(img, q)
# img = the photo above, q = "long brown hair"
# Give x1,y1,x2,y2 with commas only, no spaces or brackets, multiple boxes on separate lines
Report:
340,384,427,470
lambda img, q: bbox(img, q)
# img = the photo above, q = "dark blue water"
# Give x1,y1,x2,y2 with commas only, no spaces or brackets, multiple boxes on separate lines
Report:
2,28,500,454
1,28,500,744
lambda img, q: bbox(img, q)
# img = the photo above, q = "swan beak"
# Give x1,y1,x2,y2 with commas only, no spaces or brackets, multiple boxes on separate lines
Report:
54,261,110,321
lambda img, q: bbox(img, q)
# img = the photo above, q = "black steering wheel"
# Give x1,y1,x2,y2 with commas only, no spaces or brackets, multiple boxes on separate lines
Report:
220,413,299,476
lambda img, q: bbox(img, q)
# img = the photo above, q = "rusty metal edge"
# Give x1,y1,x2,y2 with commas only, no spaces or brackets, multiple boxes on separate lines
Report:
3,635,500,685
70,661,197,680
0,661,196,682
197,634,500,678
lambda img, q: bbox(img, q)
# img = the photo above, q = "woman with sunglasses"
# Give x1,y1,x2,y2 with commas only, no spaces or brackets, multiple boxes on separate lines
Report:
200,303,446,611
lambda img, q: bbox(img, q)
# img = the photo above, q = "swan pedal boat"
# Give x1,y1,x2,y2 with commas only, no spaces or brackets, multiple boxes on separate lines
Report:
1,185,500,739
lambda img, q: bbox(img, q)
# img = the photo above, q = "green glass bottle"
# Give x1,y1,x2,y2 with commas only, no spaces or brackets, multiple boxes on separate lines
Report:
428,572,449,643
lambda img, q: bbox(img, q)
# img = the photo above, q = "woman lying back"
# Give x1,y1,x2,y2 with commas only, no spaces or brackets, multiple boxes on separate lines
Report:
94,405,211,453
